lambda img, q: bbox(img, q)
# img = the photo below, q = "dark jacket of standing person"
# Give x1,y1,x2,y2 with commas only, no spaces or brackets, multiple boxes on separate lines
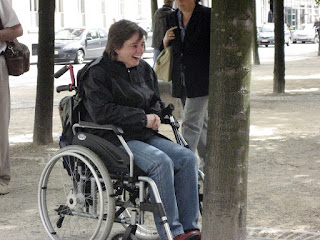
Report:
164,3,211,98
151,2,174,49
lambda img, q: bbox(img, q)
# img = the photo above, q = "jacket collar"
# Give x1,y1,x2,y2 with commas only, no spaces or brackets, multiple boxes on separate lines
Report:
102,52,141,72
175,3,201,43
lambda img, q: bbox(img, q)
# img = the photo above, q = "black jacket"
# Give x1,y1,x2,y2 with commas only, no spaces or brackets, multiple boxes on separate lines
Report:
82,53,164,145
164,4,211,98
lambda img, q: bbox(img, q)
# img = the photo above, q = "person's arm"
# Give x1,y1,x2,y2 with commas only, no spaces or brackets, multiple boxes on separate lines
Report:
163,26,177,49
0,24,23,41
148,75,164,116
160,13,177,51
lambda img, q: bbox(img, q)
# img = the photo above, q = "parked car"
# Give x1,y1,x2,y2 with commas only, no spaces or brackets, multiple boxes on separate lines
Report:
54,27,108,64
257,23,291,47
291,24,318,43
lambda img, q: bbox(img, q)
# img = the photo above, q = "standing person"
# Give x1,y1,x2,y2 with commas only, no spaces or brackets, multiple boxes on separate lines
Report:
314,17,320,33
0,0,23,195
82,19,201,240
152,0,174,64
162,0,210,170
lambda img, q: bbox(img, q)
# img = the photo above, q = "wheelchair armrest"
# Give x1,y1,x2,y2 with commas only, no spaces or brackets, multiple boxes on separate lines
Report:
73,121,124,135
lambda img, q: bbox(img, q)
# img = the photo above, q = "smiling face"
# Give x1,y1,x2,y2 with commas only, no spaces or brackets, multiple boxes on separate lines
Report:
115,33,145,68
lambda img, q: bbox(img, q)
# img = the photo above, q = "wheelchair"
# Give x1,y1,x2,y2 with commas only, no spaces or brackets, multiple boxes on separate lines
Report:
38,64,204,240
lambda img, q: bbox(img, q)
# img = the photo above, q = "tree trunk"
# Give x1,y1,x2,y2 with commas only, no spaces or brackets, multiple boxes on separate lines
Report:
315,1,320,54
33,0,55,144
253,0,260,65
318,32,320,56
151,0,158,25
202,0,252,239
273,0,285,93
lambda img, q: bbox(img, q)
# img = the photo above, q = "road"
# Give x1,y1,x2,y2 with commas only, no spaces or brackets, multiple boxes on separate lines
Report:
10,42,319,88
8,43,320,142
257,42,319,63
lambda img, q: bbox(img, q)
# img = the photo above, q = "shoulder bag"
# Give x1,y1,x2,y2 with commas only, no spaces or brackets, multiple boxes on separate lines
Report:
153,46,172,82
0,18,30,76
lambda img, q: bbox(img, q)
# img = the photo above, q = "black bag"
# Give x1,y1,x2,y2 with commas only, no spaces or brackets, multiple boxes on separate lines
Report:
4,39,30,76
0,19,30,76
59,57,103,147
59,96,77,147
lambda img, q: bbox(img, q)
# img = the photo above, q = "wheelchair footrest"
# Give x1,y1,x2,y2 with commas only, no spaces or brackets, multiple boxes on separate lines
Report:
123,225,138,240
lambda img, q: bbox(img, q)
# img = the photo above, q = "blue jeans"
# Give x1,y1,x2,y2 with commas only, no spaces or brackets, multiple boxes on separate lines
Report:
121,135,199,239
153,47,161,67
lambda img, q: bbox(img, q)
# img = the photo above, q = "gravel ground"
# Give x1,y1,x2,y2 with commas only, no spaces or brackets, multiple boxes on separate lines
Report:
1,50,320,239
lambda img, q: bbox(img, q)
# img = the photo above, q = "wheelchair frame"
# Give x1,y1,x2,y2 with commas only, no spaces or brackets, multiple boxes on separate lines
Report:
38,64,203,240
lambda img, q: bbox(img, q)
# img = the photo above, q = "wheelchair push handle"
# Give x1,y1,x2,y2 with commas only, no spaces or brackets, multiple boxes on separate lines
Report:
56,84,75,93
54,65,69,78
161,103,175,118
55,65,76,93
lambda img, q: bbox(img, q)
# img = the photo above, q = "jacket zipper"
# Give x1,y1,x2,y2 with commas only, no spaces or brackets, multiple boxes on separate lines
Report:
127,69,132,83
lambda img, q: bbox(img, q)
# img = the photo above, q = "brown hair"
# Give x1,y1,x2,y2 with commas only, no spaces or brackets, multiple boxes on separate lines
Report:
105,19,147,60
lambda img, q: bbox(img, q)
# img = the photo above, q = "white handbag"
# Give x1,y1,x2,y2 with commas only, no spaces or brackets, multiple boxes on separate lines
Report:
153,46,172,82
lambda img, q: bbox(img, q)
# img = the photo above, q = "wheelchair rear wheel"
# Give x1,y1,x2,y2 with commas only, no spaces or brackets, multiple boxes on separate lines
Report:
38,145,115,240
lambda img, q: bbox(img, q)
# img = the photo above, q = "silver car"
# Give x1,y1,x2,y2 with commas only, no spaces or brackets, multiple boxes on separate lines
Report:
54,27,108,64
257,23,291,47
292,24,318,44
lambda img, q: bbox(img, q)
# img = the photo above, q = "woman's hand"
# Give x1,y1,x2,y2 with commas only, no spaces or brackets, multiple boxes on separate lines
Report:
163,26,178,48
146,114,161,130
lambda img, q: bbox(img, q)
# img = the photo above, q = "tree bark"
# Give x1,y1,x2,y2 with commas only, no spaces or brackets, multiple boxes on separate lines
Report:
253,0,260,65
318,32,320,56
315,1,320,55
202,0,252,239
151,0,158,25
33,0,55,144
273,0,285,93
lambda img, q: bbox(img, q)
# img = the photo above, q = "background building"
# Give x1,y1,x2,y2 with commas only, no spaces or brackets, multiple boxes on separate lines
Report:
284,0,319,29
256,0,320,28
9,0,155,56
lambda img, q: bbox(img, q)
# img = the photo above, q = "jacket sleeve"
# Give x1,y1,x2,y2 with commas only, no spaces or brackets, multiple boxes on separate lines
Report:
147,68,164,116
83,67,147,131
160,10,178,52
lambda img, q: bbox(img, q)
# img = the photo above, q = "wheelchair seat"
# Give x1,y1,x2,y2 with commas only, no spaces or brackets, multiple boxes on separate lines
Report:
72,131,147,178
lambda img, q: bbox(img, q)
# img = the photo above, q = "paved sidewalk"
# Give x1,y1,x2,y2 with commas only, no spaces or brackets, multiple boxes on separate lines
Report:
247,228,320,240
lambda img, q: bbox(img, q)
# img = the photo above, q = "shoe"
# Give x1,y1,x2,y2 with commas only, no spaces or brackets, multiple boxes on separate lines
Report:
185,230,201,240
193,230,201,240
174,231,200,240
0,181,9,195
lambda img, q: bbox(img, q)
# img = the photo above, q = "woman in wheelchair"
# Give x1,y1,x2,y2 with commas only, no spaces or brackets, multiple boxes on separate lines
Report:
81,20,201,240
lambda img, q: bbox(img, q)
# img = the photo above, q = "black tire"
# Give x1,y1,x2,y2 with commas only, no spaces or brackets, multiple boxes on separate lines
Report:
74,49,85,64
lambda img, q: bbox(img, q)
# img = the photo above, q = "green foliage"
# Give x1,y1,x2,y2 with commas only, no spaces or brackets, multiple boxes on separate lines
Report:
316,0,320,5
